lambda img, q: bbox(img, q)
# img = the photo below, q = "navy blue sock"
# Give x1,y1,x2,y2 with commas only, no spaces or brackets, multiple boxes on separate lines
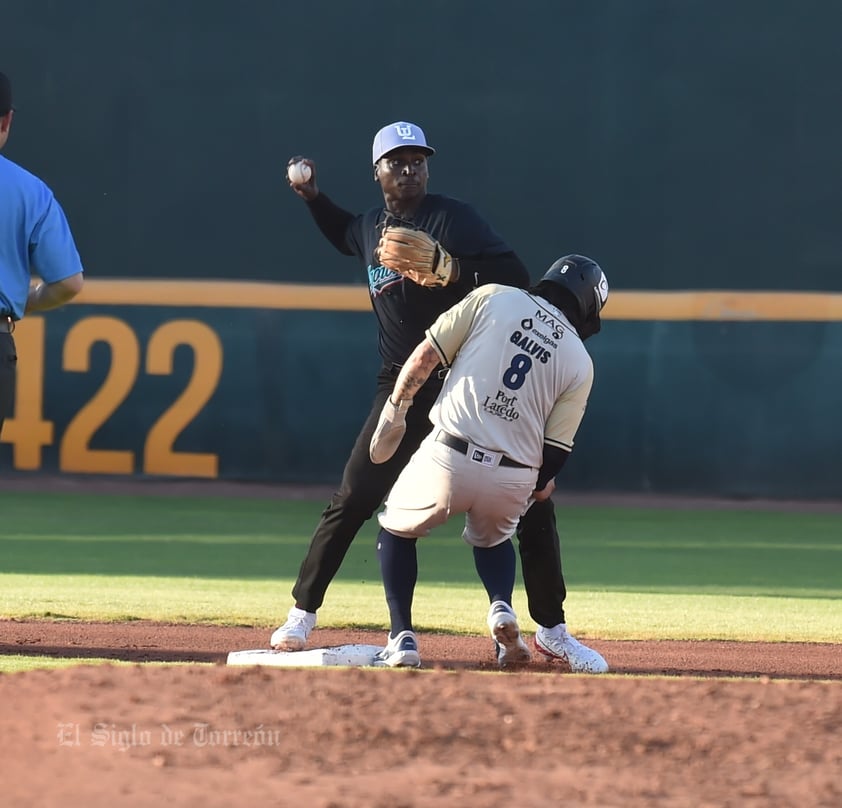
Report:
473,539,516,605
376,528,418,636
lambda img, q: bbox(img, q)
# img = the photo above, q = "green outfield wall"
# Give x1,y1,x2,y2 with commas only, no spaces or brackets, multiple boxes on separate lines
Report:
1,2,841,497
2,284,839,500
2,1,840,292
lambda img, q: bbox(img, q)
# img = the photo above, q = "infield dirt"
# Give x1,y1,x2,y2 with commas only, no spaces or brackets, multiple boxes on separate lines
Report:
1,619,840,807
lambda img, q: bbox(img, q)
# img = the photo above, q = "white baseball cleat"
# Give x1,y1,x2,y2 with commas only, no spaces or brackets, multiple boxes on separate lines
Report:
270,607,317,651
534,624,609,673
373,630,421,668
487,601,531,669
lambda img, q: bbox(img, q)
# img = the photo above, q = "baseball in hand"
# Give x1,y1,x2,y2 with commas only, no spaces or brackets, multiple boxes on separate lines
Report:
287,161,312,184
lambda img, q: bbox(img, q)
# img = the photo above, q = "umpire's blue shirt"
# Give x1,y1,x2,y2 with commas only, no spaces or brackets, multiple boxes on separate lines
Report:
0,154,84,320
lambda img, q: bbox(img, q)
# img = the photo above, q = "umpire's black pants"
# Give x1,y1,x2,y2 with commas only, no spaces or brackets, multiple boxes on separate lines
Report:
0,332,16,439
291,363,568,628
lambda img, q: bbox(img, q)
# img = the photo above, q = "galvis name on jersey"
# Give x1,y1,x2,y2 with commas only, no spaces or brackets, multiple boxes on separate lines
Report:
509,330,552,364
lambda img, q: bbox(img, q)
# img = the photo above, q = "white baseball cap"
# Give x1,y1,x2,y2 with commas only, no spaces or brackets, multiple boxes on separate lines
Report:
372,121,435,164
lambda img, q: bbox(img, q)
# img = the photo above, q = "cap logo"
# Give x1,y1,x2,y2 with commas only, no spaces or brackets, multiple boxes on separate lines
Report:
560,264,571,273
394,123,417,141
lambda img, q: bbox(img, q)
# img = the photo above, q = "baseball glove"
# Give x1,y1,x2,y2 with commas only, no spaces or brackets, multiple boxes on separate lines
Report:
377,225,457,287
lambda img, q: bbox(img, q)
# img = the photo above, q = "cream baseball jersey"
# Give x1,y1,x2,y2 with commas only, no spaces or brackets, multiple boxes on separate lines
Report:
425,283,593,468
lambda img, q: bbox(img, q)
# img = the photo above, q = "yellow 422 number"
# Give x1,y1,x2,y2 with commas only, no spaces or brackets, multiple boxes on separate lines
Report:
2,316,222,477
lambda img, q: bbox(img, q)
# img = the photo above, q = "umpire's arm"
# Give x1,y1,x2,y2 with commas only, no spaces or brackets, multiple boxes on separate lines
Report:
25,273,84,314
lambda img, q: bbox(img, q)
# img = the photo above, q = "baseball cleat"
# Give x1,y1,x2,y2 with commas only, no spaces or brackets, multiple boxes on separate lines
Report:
373,630,421,668
487,601,531,669
270,607,317,651
534,624,609,674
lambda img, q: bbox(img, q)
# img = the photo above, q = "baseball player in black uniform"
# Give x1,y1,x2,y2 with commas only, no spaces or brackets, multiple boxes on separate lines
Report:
272,121,607,673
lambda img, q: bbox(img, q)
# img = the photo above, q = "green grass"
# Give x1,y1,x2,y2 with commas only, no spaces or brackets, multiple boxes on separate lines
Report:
0,655,135,674
1,491,840,648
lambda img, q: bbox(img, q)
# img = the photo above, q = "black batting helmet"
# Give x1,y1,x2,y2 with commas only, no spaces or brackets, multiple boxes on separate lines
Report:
535,254,609,339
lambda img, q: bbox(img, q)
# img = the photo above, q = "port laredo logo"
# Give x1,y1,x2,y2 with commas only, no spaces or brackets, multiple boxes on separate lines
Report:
482,389,519,422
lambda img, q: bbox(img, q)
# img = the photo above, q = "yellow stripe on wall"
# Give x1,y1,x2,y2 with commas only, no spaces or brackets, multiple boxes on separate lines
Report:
608,291,842,321
73,280,842,322
76,280,368,312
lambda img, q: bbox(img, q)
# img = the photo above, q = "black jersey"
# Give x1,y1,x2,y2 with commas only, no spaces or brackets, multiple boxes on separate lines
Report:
346,194,526,366
306,191,529,368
